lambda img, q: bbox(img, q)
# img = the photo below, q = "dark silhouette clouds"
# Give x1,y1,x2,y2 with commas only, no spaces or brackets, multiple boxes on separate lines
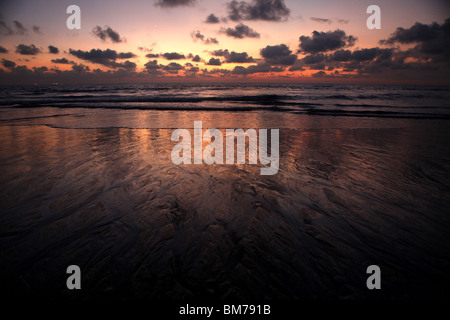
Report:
92,26,124,43
221,23,260,39
380,18,450,61
162,52,186,60
205,13,220,24
48,45,59,54
191,31,219,44
16,44,40,55
299,30,356,54
227,0,290,22
261,44,297,65
69,48,137,69
0,46,8,53
155,0,196,8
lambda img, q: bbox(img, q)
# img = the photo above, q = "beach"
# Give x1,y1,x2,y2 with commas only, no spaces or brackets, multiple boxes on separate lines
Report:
0,83,449,299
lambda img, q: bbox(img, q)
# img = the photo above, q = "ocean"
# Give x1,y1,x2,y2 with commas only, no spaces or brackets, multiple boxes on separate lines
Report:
0,83,449,300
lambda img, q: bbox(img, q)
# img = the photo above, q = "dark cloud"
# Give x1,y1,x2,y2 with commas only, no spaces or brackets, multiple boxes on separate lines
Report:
16,44,41,55
144,60,161,72
312,70,328,78
310,17,332,24
205,13,220,24
226,51,255,63
227,0,290,22
155,0,196,8
2,59,15,68
299,29,356,54
352,48,391,61
380,19,450,61
13,21,27,35
211,49,254,63
162,52,186,60
332,49,352,61
69,48,137,69
221,23,260,39
207,57,222,66
146,53,160,58
260,44,297,65
211,49,230,57
336,19,349,24
72,63,90,73
192,30,205,42
205,38,219,45
231,62,284,75
32,66,48,73
51,58,73,64
310,17,349,25
191,54,201,62
0,21,13,35
48,45,59,54
92,26,124,43
32,25,41,34
162,62,185,73
191,31,219,45
288,64,305,71
0,46,8,53
138,44,157,52
302,53,326,64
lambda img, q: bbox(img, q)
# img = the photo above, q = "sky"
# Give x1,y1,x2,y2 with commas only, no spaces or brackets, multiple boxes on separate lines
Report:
0,0,449,84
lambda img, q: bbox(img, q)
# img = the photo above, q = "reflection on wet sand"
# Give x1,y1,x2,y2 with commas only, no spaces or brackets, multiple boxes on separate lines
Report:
0,114,449,299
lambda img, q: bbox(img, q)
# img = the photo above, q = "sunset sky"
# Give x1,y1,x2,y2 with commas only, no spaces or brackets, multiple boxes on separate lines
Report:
0,0,449,84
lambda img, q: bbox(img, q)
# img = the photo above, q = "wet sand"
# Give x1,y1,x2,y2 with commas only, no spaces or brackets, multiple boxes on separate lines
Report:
0,114,449,300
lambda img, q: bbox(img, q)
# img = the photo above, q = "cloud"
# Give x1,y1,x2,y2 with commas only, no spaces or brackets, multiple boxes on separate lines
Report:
231,63,284,75
48,45,59,54
310,17,332,24
227,0,290,22
0,46,8,53
72,63,90,73
13,21,27,35
221,23,260,39
191,31,219,45
380,19,450,61
144,60,160,70
162,62,185,73
155,0,196,8
260,44,297,65
2,59,15,68
16,44,41,55
191,54,201,62
332,49,352,61
211,49,254,63
205,38,219,44
32,25,42,34
302,53,326,64
336,19,349,24
69,48,137,69
92,26,124,43
310,17,349,25
205,13,220,23
207,57,222,66
226,51,255,63
138,44,157,52
312,70,328,78
299,29,356,54
51,58,74,64
32,66,48,73
0,21,13,35
146,53,160,58
162,52,186,60
352,48,391,61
